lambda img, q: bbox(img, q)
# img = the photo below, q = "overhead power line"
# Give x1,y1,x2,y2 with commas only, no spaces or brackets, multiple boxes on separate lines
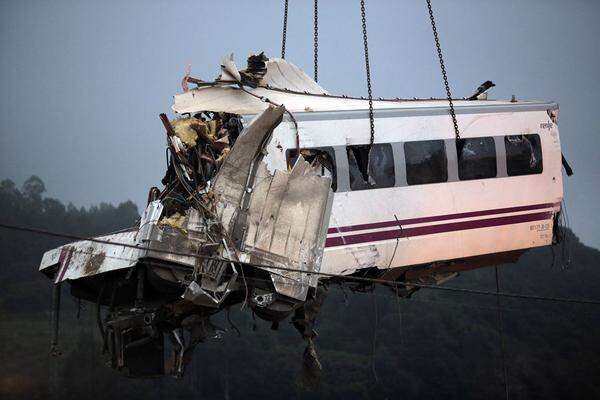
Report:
1,222,599,306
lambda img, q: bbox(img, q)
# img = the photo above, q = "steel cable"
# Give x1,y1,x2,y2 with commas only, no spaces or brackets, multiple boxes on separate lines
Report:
426,0,460,139
281,0,289,59
3,222,600,306
360,0,376,148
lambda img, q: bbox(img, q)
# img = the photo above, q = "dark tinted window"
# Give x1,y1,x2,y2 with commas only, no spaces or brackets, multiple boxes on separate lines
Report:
346,144,395,191
504,134,543,176
286,147,337,191
457,137,497,180
404,140,448,185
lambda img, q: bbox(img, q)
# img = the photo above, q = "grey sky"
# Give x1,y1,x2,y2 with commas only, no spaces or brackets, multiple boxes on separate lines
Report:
1,0,599,248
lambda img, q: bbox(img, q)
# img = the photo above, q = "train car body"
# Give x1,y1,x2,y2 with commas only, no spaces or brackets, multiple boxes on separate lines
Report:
37,55,565,377
255,99,563,277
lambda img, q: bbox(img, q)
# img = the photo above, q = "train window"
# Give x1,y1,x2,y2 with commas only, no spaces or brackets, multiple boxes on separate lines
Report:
456,137,497,180
504,134,543,176
346,144,395,191
404,140,448,185
286,147,337,191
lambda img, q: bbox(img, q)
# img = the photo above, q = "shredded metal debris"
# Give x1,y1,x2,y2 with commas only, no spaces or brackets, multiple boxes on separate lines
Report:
39,53,336,377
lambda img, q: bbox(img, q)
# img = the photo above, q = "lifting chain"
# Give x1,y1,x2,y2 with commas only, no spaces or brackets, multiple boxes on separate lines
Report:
360,0,376,148
426,0,460,139
281,0,289,59
313,0,319,82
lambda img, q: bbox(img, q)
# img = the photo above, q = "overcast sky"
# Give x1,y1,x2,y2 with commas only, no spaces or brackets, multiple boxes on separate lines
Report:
1,0,599,248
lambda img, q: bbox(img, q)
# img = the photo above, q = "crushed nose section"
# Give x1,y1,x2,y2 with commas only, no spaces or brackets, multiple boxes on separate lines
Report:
38,78,334,379
39,105,333,304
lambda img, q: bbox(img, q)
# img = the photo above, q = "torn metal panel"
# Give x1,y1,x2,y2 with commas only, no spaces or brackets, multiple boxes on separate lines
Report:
349,244,380,269
212,105,285,235
39,231,141,282
138,200,163,242
112,102,333,304
220,53,242,82
181,264,238,308
218,54,327,94
140,224,202,268
260,57,326,94
138,206,228,270
241,157,333,301
210,103,333,301
182,240,239,308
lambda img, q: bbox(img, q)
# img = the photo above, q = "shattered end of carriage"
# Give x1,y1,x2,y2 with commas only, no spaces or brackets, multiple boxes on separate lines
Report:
41,52,334,378
38,52,568,379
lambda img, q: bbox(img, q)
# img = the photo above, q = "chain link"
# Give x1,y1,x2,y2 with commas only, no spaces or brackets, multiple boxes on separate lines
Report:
313,0,319,82
360,0,375,148
281,0,289,59
426,0,460,139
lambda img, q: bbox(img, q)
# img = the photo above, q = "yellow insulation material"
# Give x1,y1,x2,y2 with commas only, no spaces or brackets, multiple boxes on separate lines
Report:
208,120,218,141
170,118,206,147
159,212,186,230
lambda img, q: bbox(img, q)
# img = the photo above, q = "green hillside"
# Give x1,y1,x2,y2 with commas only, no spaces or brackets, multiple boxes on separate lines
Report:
1,177,599,400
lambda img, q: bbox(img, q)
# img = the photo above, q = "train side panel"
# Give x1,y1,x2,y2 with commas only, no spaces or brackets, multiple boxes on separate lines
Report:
264,105,563,275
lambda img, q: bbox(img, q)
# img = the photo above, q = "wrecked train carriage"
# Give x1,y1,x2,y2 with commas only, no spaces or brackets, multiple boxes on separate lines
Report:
38,55,565,376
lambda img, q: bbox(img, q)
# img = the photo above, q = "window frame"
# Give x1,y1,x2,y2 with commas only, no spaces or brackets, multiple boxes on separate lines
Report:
504,134,544,177
345,143,396,191
456,136,498,181
404,139,449,186
285,146,338,191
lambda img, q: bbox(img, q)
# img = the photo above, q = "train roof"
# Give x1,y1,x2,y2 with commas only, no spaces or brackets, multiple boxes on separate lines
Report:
172,55,557,118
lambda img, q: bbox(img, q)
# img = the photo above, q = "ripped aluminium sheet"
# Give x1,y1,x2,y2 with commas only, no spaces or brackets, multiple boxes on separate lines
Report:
212,105,333,301
243,158,333,301
212,105,285,235
39,231,141,282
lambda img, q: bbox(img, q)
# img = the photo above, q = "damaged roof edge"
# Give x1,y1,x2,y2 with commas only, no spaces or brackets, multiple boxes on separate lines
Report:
173,85,557,119
174,53,556,118
242,100,560,122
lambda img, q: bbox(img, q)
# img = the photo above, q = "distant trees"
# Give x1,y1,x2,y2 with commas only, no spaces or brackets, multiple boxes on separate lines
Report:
0,176,139,236
22,175,46,201
0,175,141,315
2,176,599,400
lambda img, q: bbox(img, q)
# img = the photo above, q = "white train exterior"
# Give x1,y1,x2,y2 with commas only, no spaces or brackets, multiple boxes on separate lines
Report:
40,57,565,286
36,56,565,377
254,99,563,277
